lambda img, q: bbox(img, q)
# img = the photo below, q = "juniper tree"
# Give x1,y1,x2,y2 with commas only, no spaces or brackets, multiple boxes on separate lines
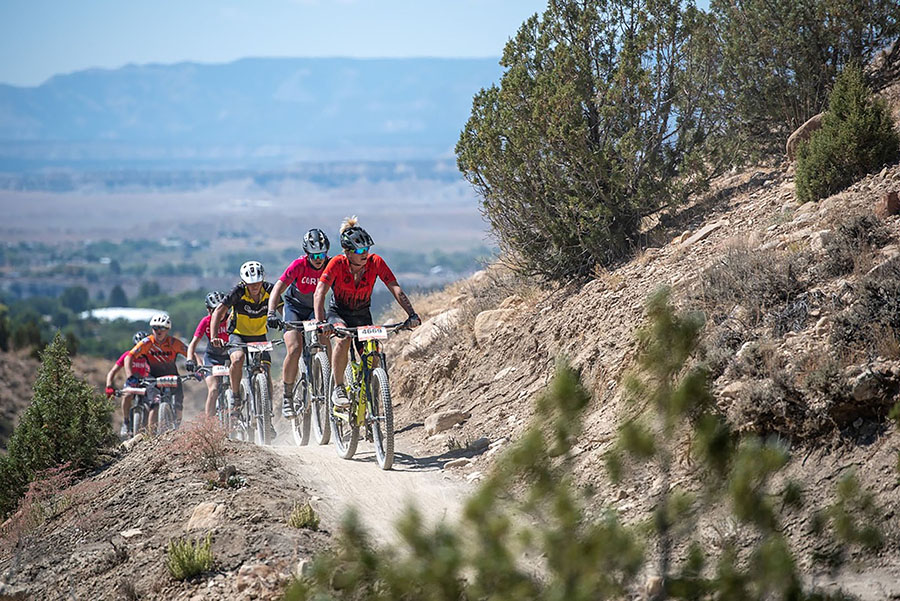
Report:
795,64,899,203
0,332,115,519
456,0,729,280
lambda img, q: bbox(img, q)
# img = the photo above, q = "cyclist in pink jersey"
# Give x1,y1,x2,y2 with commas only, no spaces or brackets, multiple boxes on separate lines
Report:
105,330,151,437
186,291,229,416
267,228,331,418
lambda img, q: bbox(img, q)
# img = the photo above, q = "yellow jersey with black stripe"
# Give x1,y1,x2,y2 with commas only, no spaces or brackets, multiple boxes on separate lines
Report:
222,281,276,337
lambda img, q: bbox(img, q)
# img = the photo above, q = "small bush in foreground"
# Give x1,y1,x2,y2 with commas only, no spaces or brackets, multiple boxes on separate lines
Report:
166,533,213,580
170,414,228,471
796,64,899,204
288,501,320,531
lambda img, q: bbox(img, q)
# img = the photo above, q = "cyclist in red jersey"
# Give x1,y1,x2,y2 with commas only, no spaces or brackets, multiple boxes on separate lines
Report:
186,291,229,416
313,216,420,408
105,330,150,437
125,312,190,429
267,228,331,418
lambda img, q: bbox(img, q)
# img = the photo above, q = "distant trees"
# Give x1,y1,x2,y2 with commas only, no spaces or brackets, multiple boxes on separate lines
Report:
59,286,90,314
796,64,900,203
108,285,128,307
457,0,727,279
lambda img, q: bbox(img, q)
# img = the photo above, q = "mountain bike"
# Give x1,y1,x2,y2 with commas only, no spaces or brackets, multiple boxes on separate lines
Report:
115,383,152,438
228,339,284,446
195,364,232,432
282,320,331,446
122,375,195,434
329,322,409,470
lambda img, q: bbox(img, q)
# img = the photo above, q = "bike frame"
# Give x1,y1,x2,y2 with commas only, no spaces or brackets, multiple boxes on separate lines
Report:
333,323,404,428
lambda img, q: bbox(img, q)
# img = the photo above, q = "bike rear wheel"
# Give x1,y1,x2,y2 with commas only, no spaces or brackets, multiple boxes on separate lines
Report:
330,365,358,459
369,367,394,470
310,351,331,445
253,373,273,446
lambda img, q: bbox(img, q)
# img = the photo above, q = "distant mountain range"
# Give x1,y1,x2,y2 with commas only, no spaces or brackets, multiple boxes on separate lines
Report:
0,57,502,170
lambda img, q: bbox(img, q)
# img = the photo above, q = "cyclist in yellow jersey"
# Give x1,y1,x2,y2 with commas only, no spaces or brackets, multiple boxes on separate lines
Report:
210,261,279,437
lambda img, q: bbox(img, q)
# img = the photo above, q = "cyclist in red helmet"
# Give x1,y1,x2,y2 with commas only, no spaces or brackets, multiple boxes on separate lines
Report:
313,216,420,408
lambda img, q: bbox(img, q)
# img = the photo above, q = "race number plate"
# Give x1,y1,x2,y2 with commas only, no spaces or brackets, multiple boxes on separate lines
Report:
358,326,388,341
211,365,229,377
247,341,273,352
302,320,318,333
122,387,146,395
156,375,179,388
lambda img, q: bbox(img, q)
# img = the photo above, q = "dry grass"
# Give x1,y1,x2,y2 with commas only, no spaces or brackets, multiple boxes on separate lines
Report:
166,533,214,580
169,415,228,471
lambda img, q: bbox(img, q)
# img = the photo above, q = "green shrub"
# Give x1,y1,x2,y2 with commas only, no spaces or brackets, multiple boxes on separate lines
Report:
796,64,900,203
166,533,214,580
287,501,320,531
456,0,726,280
0,333,115,519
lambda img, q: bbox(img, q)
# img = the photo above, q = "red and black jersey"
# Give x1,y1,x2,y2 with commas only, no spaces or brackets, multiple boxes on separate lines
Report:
320,254,397,312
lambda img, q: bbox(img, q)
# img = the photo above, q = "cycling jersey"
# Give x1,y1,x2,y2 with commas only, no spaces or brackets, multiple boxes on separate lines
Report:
129,334,188,375
193,315,229,346
279,255,326,308
320,253,397,312
222,281,275,337
116,351,150,378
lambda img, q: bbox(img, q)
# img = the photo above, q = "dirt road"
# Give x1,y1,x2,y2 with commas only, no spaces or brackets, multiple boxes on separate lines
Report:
269,433,472,545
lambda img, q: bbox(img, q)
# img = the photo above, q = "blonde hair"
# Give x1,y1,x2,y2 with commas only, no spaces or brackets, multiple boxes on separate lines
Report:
340,215,359,233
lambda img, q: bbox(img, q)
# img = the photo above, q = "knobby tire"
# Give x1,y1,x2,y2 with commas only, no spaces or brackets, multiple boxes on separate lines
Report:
369,367,394,470
310,351,331,445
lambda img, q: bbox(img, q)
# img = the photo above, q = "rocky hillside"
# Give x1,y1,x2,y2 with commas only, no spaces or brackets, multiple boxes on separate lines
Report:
383,150,900,595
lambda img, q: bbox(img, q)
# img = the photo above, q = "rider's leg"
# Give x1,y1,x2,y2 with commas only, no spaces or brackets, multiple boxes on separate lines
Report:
174,380,184,427
229,350,244,405
281,329,301,417
205,375,218,416
330,328,351,407
121,393,133,432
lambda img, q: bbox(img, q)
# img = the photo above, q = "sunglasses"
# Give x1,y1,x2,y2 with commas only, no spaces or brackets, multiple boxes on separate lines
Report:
152,326,169,331
352,247,369,255
308,252,327,261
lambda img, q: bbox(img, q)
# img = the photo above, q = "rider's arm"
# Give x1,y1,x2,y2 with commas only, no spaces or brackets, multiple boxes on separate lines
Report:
385,280,417,319
186,335,201,363
105,363,121,388
123,353,134,378
209,303,228,347
268,279,287,315
313,280,330,323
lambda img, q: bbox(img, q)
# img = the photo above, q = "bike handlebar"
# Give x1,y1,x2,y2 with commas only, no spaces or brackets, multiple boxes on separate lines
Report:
332,323,409,338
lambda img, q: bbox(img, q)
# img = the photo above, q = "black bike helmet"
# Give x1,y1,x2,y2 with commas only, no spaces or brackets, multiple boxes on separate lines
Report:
302,228,330,254
340,226,374,251
133,330,149,345
205,290,225,310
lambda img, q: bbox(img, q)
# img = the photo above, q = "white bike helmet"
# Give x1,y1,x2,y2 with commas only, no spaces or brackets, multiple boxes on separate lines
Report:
240,260,265,284
149,313,171,329
205,290,225,310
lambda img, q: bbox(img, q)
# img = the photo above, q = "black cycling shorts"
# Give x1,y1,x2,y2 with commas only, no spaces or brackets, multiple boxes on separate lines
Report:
284,300,316,323
228,333,271,364
203,351,229,367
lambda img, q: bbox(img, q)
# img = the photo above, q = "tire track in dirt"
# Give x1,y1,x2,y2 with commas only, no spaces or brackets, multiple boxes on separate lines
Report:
269,436,471,545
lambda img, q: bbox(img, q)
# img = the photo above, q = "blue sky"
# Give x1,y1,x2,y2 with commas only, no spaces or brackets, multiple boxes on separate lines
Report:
0,0,549,87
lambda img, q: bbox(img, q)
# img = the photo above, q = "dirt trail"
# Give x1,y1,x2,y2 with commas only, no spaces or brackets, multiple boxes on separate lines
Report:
269,433,472,545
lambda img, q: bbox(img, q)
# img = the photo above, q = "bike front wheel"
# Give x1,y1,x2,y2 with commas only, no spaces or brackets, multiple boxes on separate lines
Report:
292,357,311,446
310,351,331,445
130,407,144,438
158,401,176,433
330,365,358,460
369,367,394,470
253,373,273,446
